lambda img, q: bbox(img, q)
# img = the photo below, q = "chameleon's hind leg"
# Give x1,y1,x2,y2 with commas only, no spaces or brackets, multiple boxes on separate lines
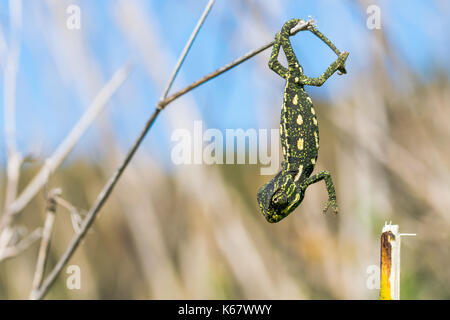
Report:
299,51,349,87
268,32,288,78
299,170,339,214
278,19,302,71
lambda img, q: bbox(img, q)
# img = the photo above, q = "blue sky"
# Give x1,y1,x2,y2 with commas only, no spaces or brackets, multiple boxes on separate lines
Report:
0,0,448,166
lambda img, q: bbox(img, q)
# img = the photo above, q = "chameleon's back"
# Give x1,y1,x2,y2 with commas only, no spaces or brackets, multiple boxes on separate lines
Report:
280,77,319,183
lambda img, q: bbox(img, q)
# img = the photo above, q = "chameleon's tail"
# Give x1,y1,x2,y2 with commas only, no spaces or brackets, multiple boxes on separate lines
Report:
307,26,347,74
279,19,300,41
308,26,341,55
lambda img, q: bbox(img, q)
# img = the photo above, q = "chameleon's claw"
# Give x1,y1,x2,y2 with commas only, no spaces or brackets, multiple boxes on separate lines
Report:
337,68,347,75
337,51,349,75
323,198,339,215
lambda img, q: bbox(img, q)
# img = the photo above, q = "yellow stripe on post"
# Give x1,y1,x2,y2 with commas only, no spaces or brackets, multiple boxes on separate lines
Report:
380,229,395,300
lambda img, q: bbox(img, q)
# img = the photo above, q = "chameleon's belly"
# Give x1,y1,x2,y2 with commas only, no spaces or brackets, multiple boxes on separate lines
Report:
280,84,319,180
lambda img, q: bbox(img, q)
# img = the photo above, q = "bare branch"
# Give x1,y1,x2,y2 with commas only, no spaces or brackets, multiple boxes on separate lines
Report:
0,62,133,231
0,228,42,262
33,17,315,300
159,18,314,108
160,0,215,101
54,196,85,234
3,0,23,214
29,189,60,299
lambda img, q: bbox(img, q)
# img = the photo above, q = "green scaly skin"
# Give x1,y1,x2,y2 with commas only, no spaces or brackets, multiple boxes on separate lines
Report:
257,19,349,223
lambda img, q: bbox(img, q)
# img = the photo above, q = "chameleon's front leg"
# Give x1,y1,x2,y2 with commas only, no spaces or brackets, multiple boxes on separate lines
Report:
299,170,339,214
299,51,349,87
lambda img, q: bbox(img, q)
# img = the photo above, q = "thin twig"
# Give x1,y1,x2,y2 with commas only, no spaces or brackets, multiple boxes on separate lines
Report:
0,228,42,262
2,0,22,219
54,196,85,234
0,62,132,231
33,18,315,300
1,0,23,262
29,188,60,299
160,0,215,101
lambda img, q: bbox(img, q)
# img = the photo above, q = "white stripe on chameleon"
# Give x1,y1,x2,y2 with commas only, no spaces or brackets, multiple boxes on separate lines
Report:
311,107,315,115
294,165,303,182
293,94,298,105
297,114,303,125
307,97,312,103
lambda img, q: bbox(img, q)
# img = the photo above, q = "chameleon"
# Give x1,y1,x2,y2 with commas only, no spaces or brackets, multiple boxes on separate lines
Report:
257,19,349,223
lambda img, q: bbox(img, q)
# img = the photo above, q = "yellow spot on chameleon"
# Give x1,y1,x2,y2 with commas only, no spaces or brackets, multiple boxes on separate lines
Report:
293,94,298,105
307,97,312,103
296,114,303,125
312,117,317,126
295,77,299,83
311,158,316,164
297,138,304,150
311,107,316,115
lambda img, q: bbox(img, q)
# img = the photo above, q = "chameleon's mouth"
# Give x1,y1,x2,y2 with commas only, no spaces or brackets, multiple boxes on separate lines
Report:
257,185,285,223
257,184,276,221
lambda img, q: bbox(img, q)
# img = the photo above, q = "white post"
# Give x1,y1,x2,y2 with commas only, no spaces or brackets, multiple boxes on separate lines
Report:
380,222,415,300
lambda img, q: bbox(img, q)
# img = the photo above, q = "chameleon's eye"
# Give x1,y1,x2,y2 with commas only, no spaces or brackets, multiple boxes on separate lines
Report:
271,192,287,208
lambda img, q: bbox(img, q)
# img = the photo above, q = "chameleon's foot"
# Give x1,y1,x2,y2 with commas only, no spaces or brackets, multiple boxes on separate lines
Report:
274,31,281,42
323,198,339,215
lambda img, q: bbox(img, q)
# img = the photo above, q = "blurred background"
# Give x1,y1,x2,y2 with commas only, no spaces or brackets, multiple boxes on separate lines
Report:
0,0,449,299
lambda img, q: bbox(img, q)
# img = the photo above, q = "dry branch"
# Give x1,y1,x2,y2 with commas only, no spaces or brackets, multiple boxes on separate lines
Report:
0,63,132,231
30,188,61,299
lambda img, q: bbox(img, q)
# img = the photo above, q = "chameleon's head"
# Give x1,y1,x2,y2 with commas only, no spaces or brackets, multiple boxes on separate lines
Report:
257,170,305,223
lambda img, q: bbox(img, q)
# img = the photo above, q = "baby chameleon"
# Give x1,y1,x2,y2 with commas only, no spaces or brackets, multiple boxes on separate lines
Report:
257,19,349,223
